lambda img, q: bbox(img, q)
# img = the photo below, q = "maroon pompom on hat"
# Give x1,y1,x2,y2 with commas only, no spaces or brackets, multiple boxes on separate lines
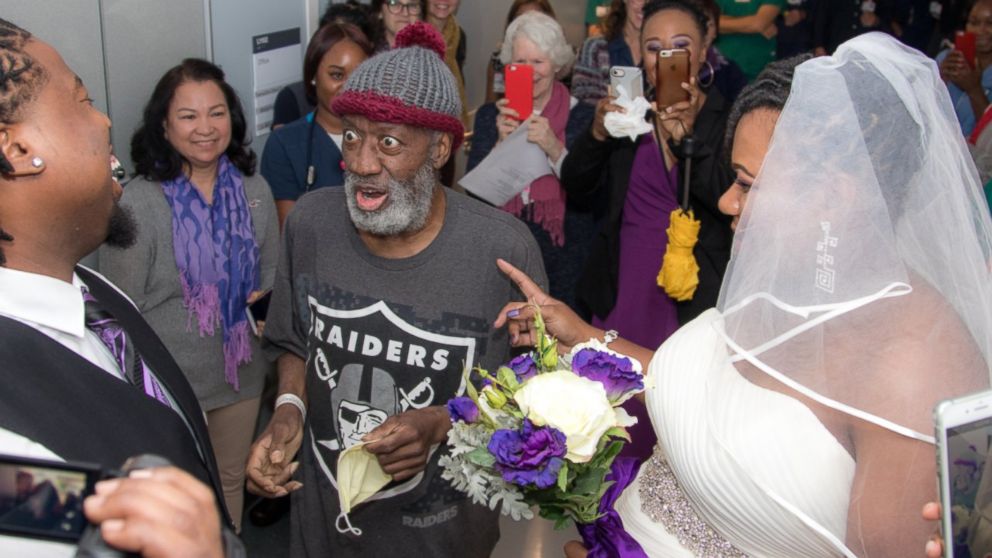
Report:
332,22,464,148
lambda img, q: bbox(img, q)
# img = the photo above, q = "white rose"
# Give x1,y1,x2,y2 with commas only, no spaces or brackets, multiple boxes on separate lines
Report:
514,371,636,463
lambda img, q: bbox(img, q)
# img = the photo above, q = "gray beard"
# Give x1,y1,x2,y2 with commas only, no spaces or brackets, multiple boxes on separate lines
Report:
343,160,437,236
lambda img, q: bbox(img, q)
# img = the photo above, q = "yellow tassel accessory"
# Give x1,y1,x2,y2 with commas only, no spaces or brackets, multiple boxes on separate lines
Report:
657,208,701,301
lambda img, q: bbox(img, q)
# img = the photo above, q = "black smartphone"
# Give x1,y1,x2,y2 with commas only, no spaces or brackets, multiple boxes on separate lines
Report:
246,290,272,336
0,453,102,543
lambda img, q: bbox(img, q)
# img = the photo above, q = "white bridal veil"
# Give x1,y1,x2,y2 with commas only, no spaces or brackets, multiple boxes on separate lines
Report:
711,32,992,552
717,32,992,441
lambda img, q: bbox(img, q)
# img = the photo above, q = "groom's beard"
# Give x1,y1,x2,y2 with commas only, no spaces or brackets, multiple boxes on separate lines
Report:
104,202,137,249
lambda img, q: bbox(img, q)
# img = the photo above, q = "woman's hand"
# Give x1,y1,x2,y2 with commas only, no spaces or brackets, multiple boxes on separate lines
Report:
654,77,703,145
493,258,599,353
941,50,982,93
247,290,266,304
496,98,523,142
592,94,626,142
564,541,589,558
782,9,805,27
860,10,880,28
527,114,563,162
922,502,943,557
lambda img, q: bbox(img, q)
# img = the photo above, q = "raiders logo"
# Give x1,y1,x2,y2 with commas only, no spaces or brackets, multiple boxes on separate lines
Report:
304,297,476,501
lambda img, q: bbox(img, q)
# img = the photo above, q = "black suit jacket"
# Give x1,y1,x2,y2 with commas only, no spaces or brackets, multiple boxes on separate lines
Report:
0,266,231,527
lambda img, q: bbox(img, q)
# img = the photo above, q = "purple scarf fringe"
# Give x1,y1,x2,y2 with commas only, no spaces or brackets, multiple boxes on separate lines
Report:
163,155,259,391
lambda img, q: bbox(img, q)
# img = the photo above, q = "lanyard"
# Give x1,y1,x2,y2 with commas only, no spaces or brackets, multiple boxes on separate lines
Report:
305,113,317,192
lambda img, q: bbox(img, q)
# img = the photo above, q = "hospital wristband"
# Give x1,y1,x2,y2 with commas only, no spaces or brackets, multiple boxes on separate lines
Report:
275,393,307,423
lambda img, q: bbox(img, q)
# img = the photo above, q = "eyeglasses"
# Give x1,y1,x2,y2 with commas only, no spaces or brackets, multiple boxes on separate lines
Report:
385,0,421,15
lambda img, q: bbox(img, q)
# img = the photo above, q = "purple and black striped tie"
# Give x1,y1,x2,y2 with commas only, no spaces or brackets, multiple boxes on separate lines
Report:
82,288,170,406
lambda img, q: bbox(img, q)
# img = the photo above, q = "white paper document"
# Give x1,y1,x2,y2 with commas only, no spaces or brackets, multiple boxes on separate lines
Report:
459,125,553,206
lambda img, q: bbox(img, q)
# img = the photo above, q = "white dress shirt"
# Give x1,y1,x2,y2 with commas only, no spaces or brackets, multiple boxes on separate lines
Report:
0,265,124,378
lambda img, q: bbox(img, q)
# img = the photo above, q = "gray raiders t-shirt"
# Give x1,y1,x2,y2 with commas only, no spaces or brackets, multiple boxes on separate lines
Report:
264,187,548,557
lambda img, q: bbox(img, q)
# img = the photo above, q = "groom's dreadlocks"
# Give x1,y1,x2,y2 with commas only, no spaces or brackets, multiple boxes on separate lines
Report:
0,18,47,265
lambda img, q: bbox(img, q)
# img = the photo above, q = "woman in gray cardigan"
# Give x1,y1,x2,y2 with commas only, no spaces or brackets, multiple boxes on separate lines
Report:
100,59,277,530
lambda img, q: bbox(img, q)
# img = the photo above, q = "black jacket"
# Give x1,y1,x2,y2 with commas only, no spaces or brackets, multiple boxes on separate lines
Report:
0,267,244,555
560,91,733,326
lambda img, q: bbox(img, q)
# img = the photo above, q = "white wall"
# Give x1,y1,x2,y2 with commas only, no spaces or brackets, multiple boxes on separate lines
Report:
102,0,208,172
208,0,309,155
2,0,208,174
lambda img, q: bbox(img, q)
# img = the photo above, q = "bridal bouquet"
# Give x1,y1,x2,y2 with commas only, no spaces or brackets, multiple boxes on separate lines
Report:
440,312,645,527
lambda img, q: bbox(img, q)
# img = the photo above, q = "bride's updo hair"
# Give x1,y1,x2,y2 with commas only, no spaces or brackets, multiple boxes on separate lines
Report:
839,50,924,213
723,54,810,154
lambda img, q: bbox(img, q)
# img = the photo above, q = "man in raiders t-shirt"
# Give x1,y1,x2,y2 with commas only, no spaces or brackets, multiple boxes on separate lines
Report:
246,22,548,557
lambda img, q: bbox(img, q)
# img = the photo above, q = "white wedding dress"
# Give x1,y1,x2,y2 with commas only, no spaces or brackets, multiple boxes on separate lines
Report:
616,309,858,558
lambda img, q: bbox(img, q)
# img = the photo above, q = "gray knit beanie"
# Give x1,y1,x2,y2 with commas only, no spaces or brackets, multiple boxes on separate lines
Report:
331,21,464,148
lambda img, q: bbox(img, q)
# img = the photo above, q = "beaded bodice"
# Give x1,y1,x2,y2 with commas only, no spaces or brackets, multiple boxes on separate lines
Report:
638,449,749,557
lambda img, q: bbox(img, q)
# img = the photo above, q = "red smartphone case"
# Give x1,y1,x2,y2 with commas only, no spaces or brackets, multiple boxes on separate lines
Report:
956,31,977,69
504,64,534,121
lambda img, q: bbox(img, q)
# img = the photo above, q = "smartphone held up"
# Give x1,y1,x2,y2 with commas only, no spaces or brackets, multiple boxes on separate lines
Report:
655,48,690,110
956,31,978,70
610,65,644,99
935,390,992,557
504,63,534,121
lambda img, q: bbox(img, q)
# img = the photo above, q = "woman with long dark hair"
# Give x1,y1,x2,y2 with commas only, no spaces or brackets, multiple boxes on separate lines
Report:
100,58,278,531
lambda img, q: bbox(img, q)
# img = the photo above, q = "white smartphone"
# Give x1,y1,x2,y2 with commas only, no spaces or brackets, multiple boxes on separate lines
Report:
609,66,643,99
935,389,992,557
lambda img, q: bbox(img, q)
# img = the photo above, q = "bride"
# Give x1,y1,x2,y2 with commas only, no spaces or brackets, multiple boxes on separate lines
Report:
496,32,992,557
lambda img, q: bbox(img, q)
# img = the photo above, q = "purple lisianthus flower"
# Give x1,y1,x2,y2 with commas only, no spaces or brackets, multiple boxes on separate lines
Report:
572,348,643,403
447,396,480,424
507,353,539,382
487,420,567,489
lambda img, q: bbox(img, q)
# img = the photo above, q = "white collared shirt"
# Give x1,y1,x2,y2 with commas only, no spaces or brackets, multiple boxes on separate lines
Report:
0,266,123,379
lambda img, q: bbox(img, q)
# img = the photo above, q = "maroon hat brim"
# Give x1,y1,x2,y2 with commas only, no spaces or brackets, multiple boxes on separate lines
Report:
332,91,464,150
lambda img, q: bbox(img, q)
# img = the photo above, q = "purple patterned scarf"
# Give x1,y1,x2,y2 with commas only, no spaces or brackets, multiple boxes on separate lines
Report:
161,155,259,391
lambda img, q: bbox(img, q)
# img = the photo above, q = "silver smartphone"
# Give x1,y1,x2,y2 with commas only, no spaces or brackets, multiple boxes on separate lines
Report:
935,389,992,557
609,66,643,99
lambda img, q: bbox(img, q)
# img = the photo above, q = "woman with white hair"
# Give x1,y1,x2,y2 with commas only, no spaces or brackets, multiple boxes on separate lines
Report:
467,11,596,312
